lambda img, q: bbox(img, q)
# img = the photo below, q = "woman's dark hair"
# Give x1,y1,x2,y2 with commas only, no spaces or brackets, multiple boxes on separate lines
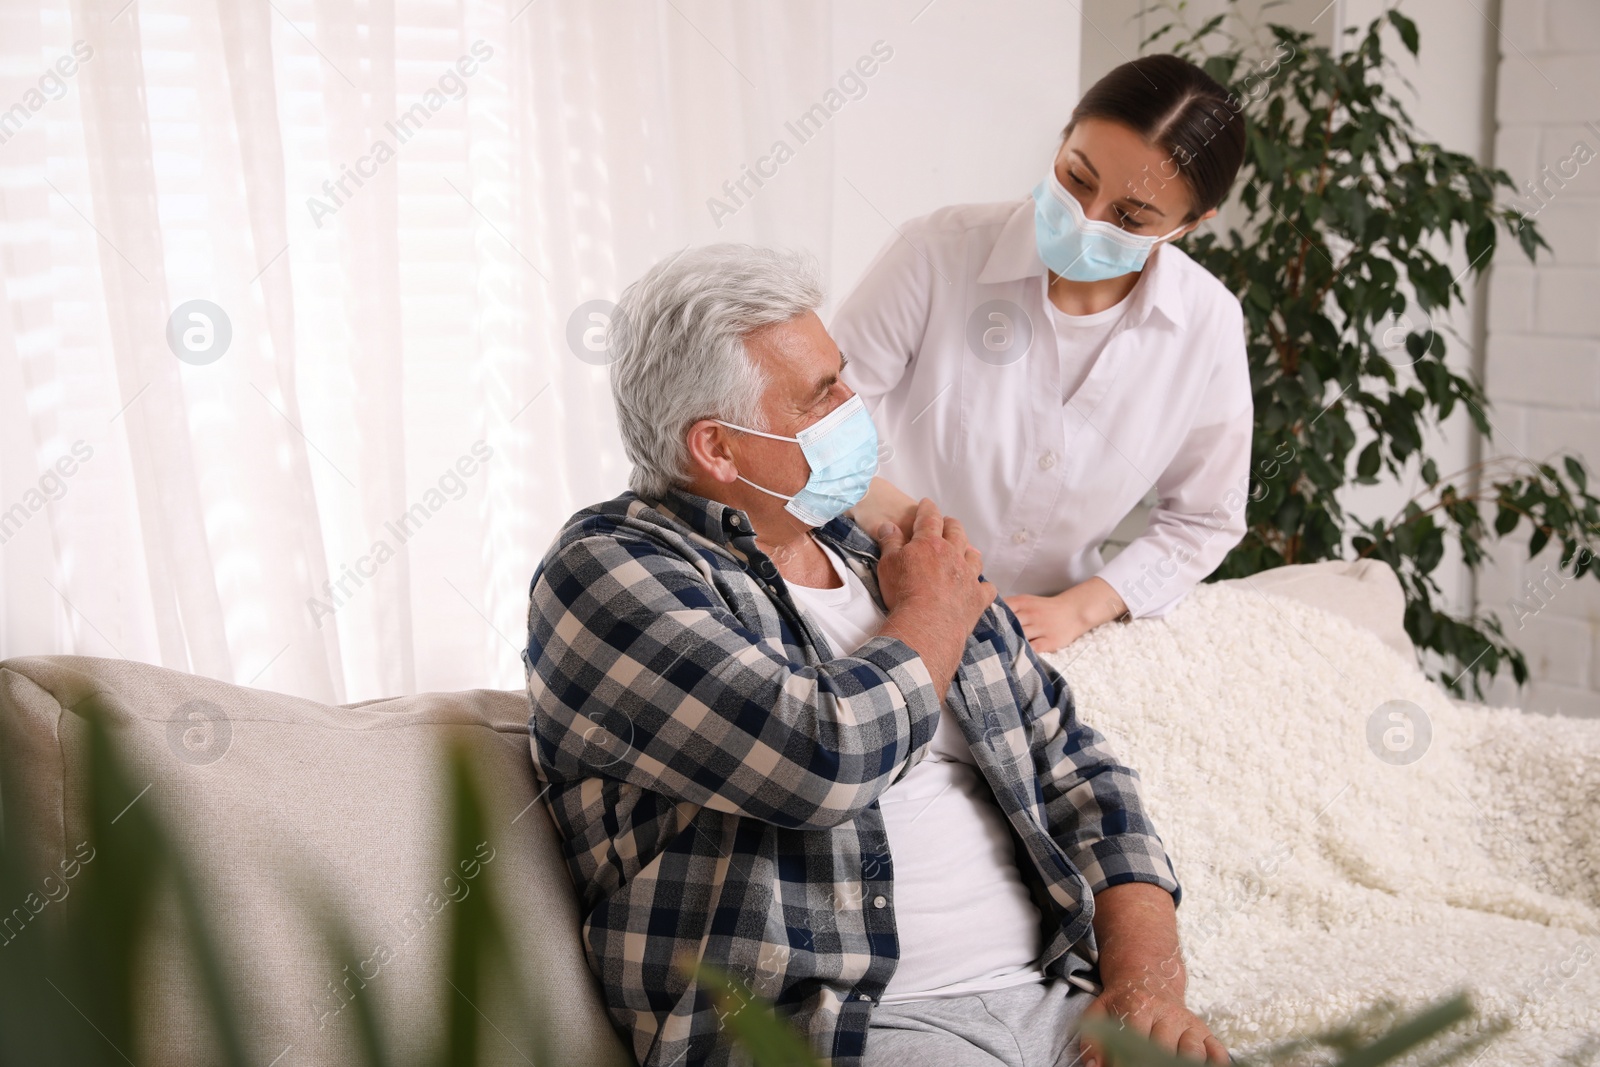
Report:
1064,54,1247,221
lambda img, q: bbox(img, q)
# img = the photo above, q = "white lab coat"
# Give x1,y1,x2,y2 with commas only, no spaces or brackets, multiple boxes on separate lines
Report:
832,197,1254,617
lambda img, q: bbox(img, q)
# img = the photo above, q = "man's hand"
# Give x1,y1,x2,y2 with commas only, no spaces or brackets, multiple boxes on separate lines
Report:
873,498,995,700
1079,977,1229,1067
1079,882,1228,1067
875,498,990,619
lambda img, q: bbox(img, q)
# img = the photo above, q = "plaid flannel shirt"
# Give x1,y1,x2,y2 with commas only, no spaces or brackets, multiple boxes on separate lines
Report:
524,488,1180,1067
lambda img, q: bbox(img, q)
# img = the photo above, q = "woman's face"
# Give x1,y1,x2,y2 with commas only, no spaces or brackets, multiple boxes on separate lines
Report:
1052,116,1209,237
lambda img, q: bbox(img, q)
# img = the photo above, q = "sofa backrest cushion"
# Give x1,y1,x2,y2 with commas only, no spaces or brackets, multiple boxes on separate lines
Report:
1213,558,1414,661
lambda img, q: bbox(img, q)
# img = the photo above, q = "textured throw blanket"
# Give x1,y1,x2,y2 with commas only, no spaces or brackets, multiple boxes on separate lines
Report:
1044,582,1599,1063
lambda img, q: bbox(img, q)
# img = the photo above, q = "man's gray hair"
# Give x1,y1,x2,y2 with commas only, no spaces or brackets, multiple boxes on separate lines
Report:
609,244,826,499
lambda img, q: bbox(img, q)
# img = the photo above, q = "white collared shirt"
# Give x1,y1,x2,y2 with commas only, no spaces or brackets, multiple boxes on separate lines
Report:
832,197,1254,618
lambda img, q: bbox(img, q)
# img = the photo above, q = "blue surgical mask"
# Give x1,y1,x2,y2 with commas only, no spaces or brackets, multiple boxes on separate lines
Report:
714,394,879,527
1032,167,1185,282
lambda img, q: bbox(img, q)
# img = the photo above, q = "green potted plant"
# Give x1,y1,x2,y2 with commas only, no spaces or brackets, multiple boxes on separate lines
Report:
1146,1,1599,696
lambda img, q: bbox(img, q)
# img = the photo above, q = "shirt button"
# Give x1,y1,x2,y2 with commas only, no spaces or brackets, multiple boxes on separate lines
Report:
728,514,742,528
1011,529,1030,545
1038,450,1057,470
872,895,887,909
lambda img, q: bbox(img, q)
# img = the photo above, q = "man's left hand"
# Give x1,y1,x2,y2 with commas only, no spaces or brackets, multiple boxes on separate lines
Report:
1079,978,1230,1067
1079,882,1228,1067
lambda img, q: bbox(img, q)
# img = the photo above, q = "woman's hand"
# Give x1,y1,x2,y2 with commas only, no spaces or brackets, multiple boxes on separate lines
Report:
848,476,919,540
1004,577,1128,653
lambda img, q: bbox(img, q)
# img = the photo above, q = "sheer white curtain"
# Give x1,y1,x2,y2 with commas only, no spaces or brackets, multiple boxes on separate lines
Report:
0,0,836,702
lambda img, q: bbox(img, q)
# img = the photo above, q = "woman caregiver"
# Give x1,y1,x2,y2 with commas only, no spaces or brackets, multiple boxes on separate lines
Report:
837,54,1254,653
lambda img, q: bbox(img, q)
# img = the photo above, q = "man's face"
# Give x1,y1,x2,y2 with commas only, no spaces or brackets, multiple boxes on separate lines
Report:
727,310,855,502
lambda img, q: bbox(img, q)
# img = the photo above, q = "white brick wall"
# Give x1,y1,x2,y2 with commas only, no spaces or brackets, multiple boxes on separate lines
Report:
1483,0,1600,717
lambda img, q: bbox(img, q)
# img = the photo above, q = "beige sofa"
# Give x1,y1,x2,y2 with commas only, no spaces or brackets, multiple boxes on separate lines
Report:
0,560,1410,1066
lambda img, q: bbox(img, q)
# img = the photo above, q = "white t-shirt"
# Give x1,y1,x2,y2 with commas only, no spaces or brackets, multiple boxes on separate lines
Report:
1041,275,1132,404
784,539,1046,1003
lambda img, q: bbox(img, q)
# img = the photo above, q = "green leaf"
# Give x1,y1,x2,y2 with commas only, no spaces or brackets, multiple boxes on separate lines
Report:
1193,13,1226,41
12,699,254,1067
1078,1019,1199,1067
1417,525,1445,574
1357,440,1382,480
1465,219,1496,272
1565,455,1588,492
690,963,822,1067
1529,527,1550,558
1516,215,1545,260
1340,993,1473,1067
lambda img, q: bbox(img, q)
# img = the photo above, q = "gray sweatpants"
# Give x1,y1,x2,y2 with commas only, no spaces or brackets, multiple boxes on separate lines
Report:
862,978,1096,1067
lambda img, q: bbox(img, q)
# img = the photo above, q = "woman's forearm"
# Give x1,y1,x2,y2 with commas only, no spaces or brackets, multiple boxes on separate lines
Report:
849,475,919,537
1070,576,1130,629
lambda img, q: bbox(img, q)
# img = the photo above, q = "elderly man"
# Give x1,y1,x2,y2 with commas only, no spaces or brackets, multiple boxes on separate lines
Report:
524,245,1227,1067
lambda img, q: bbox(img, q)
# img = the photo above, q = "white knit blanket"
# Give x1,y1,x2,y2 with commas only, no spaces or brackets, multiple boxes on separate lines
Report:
1045,583,1600,1063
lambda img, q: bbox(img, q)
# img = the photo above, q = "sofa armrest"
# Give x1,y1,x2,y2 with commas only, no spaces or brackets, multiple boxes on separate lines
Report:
0,654,635,1067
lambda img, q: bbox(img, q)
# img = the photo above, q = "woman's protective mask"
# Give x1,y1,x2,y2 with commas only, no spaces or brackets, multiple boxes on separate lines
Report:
1032,166,1186,282
714,394,879,527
